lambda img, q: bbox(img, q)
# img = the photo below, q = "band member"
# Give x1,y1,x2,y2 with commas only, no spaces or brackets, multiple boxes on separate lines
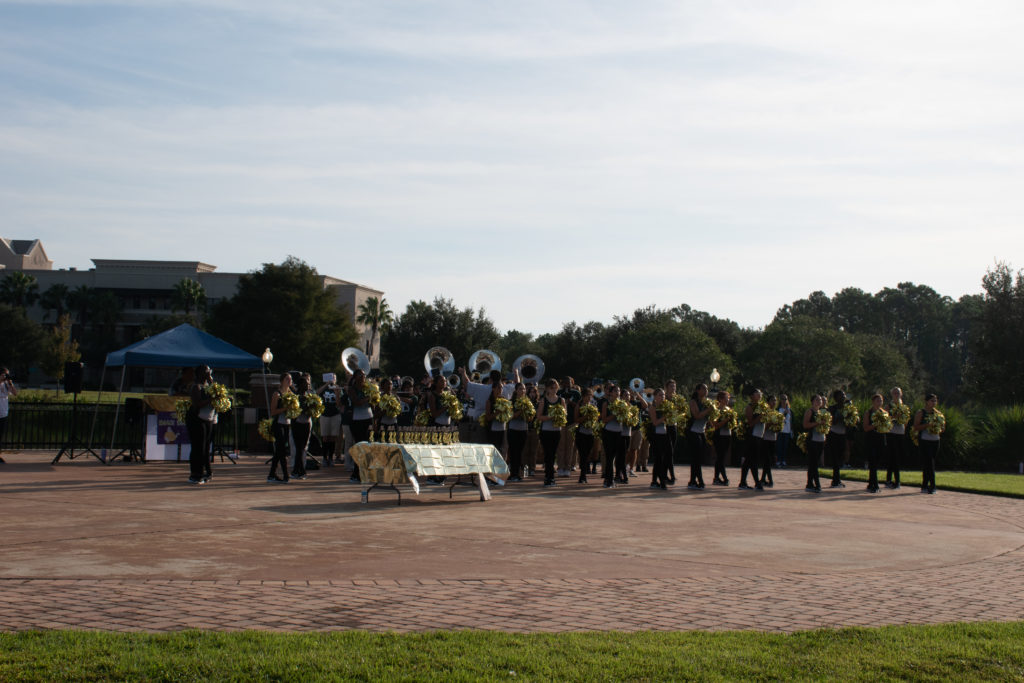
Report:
913,393,944,494
483,381,507,453
290,373,314,480
862,393,887,492
885,387,907,488
648,388,671,489
268,372,293,483
186,365,215,484
506,382,529,481
686,383,710,489
537,379,566,487
599,384,623,488
619,388,635,482
317,374,343,466
523,384,541,476
711,391,731,485
574,386,596,484
460,367,517,444
376,377,399,438
826,390,848,488
803,394,825,492
348,369,373,483
557,377,581,476
759,395,778,488
777,394,792,468
739,388,764,490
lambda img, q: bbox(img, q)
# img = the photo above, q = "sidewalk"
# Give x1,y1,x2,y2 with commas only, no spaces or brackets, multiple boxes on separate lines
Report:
1,452,1022,632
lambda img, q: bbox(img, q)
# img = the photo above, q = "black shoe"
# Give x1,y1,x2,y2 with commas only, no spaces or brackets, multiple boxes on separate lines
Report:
267,475,282,483
738,483,751,490
603,481,614,488
543,480,556,487
578,476,588,484
830,482,846,488
349,476,361,483
755,484,764,490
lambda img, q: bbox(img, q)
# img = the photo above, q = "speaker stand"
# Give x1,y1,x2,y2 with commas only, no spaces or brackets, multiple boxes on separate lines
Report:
53,393,105,464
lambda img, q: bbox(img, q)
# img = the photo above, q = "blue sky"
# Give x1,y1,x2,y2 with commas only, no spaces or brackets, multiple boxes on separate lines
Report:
2,1,1022,334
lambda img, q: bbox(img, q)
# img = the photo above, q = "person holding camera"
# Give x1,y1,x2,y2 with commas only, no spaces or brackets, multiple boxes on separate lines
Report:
0,367,18,463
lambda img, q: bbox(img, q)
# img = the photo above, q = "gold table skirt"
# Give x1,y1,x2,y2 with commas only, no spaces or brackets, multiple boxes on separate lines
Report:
348,442,509,486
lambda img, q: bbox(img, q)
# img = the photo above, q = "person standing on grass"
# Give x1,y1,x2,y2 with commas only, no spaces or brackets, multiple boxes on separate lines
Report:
913,393,944,494
0,367,18,464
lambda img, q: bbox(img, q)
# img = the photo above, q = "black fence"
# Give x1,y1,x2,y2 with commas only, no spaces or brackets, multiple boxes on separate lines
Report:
2,402,254,454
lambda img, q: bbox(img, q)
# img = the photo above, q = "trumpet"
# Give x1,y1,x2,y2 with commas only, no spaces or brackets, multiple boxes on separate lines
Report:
423,347,455,377
341,347,371,375
512,354,545,384
468,349,502,376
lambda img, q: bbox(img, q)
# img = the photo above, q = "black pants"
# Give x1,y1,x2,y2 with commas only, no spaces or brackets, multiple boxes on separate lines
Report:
650,432,670,487
826,432,845,485
540,429,560,483
867,432,885,490
713,432,730,483
507,429,527,478
269,422,290,481
576,431,595,479
920,439,939,491
488,428,505,451
350,418,372,479
685,429,705,486
666,426,677,483
886,431,905,484
807,439,823,489
291,421,311,476
740,435,760,486
618,434,631,481
601,429,622,484
186,416,212,481
760,437,775,485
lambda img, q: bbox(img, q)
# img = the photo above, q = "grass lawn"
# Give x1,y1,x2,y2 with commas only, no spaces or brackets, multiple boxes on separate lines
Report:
2,623,1023,681
13,389,148,404
822,469,1024,499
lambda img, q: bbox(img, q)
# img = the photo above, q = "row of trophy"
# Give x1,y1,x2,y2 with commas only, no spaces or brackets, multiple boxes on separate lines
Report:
370,426,461,445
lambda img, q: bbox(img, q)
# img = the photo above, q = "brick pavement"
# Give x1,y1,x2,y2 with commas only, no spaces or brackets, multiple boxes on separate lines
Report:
1,451,1022,633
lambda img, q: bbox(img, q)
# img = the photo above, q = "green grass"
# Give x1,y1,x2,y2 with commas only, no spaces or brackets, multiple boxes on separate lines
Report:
12,389,148,404
822,469,1024,499
2,623,1023,681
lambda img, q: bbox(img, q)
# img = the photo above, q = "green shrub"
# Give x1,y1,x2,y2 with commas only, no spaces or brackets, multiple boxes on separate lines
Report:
972,404,1024,472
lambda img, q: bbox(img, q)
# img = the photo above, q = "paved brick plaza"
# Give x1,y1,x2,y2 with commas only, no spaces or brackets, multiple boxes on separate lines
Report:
1,452,1022,632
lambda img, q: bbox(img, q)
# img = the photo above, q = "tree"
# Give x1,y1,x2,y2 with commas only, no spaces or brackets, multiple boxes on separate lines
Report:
970,262,1024,403
534,321,608,383
355,296,393,365
0,271,39,309
67,285,94,327
170,278,206,318
0,304,46,377
39,283,69,321
380,297,499,376
39,314,81,390
207,257,359,373
603,318,737,389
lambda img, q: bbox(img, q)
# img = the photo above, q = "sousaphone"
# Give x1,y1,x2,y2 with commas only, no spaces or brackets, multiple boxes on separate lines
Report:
630,378,645,393
468,349,502,377
513,354,545,384
341,347,371,375
423,346,455,377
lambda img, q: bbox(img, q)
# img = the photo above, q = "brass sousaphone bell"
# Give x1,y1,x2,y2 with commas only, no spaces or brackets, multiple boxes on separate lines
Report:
423,346,455,377
512,354,545,384
468,349,502,378
341,347,371,375
630,378,645,393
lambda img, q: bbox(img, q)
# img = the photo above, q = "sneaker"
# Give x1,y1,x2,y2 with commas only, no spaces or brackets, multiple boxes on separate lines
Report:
543,480,556,487
738,483,751,490
349,476,361,483
892,484,901,489
712,479,726,486
687,483,700,490
295,475,307,480
805,486,816,492
650,483,660,489
188,477,201,484
267,475,280,482
928,488,936,494
755,484,764,490
578,476,588,484
830,482,846,488
323,459,333,467
814,486,822,492
603,481,614,488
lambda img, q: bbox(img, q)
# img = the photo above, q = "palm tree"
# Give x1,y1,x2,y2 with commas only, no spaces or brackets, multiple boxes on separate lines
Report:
171,278,206,317
67,285,94,326
40,283,70,321
355,296,394,365
0,271,40,309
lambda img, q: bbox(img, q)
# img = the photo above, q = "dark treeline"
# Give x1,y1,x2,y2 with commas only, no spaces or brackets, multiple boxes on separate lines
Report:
382,262,1024,407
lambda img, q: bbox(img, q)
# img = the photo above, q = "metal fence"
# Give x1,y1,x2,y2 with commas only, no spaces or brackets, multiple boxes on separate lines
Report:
2,402,254,453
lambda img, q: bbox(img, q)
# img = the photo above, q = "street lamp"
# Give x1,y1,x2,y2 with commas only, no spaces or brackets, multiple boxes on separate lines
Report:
710,368,720,392
261,348,273,410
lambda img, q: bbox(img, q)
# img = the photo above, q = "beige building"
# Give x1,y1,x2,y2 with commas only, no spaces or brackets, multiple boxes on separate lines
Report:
3,240,385,367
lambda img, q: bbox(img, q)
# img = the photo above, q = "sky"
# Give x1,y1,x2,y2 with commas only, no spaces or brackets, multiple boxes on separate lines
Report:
2,1,1022,336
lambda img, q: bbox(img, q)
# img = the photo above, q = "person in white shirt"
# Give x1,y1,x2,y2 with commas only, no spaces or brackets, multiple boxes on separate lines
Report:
458,367,518,444
0,367,18,464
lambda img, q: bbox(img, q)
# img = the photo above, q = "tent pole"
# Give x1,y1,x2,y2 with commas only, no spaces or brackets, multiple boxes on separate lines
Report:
109,366,127,455
232,371,239,460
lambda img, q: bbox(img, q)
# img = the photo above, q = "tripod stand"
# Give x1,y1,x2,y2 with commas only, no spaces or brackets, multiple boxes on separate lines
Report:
52,392,105,464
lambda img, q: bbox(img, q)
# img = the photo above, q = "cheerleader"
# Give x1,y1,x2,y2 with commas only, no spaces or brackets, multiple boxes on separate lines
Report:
803,395,825,492
556,377,581,476
885,387,906,488
267,372,293,483
348,369,373,483
537,379,566,487
505,383,529,481
710,391,731,486
759,395,779,488
647,388,671,489
290,374,314,480
663,379,678,484
186,365,214,485
483,381,507,453
686,383,711,489
599,384,623,488
574,387,597,484
862,393,886,492
523,384,541,477
375,377,399,439
777,394,792,468
619,389,635,482
627,390,647,477
913,393,944,494
738,388,764,490
316,374,343,466
826,390,848,488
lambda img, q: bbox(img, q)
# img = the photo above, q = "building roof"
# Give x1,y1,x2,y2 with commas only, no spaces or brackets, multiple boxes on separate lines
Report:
90,259,218,273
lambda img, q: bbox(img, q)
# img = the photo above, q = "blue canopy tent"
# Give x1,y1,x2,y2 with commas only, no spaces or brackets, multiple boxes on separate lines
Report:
91,324,262,458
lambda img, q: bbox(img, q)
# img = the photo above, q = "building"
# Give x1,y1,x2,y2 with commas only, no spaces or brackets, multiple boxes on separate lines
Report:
2,240,385,367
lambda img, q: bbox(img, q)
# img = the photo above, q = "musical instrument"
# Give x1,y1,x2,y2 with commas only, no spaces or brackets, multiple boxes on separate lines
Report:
593,387,605,400
423,347,455,377
630,378,645,393
468,349,502,376
340,347,370,375
512,354,545,384
448,373,461,391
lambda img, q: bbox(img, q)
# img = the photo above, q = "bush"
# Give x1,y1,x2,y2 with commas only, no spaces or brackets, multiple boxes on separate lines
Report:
972,404,1024,472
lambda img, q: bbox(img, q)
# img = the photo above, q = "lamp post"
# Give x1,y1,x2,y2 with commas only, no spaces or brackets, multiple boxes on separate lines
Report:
710,368,720,392
261,348,273,411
